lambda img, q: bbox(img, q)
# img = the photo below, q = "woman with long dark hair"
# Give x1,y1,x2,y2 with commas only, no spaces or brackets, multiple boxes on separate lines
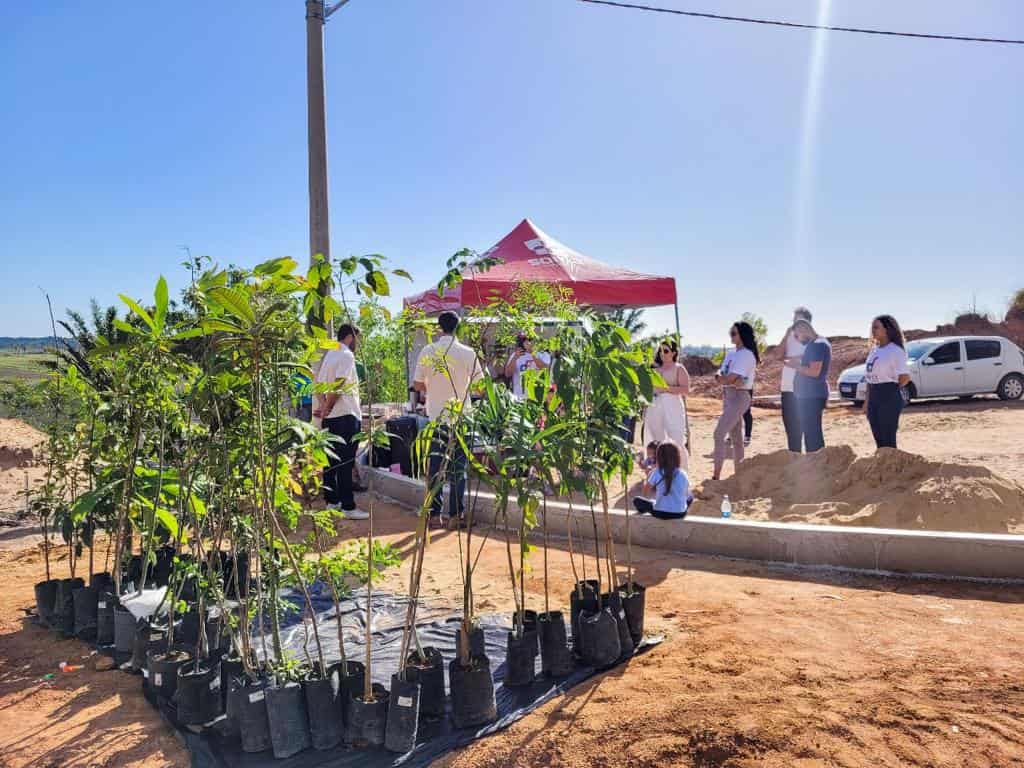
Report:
712,321,759,480
645,339,690,468
632,441,691,519
863,314,911,449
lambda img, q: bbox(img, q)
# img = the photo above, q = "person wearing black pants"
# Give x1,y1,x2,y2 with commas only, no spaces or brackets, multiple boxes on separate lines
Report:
323,414,360,510
863,315,911,449
785,319,831,452
632,497,688,520
314,323,369,518
742,394,753,446
780,392,800,450
426,425,467,519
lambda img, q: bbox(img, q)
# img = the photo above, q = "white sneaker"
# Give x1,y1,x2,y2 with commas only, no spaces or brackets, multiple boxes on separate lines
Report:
342,508,369,520
326,502,343,510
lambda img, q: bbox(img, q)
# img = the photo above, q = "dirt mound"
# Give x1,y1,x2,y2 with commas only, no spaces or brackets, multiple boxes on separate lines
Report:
0,419,44,470
694,446,1024,533
0,419,46,521
682,354,717,377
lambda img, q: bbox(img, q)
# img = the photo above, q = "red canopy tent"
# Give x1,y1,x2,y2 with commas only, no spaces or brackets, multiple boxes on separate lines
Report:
403,219,678,322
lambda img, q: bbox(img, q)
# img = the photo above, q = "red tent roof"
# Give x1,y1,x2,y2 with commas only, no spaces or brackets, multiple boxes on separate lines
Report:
403,219,677,314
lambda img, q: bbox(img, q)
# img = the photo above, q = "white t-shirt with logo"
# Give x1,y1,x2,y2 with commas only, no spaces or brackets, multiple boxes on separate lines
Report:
510,352,551,398
865,343,910,385
414,335,483,422
720,348,756,391
780,330,807,394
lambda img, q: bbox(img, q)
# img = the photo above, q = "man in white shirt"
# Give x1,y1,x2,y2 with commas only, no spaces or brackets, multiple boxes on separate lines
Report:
313,324,368,519
503,332,550,399
778,306,812,452
413,311,483,524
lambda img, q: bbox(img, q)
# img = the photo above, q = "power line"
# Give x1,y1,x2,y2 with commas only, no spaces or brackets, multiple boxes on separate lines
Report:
577,0,1024,45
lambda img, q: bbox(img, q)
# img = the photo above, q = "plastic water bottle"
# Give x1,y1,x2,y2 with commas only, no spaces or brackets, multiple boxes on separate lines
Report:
720,495,732,519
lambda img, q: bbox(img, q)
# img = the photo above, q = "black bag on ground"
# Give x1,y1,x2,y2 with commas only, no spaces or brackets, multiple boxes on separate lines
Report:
504,631,536,687
72,585,99,642
384,673,420,753
618,583,646,645
303,669,341,751
231,678,272,753
404,646,446,719
603,590,635,660
346,683,389,747
579,607,621,669
54,577,83,637
569,580,599,657
177,659,223,726
539,611,574,677
34,579,58,627
449,654,497,729
266,681,312,759
89,571,113,592
148,648,193,702
96,591,117,645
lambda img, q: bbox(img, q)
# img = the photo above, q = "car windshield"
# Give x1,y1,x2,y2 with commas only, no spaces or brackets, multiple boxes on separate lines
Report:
906,342,932,361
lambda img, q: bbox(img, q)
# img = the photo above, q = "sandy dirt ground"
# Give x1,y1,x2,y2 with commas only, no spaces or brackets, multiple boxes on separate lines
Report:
591,396,1024,533
1,501,1022,768
0,418,45,523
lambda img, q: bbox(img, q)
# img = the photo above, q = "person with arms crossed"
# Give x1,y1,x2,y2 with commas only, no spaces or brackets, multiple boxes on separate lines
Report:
712,321,759,481
413,311,484,528
504,332,550,399
863,314,911,449
784,319,831,452
313,324,368,519
778,306,812,452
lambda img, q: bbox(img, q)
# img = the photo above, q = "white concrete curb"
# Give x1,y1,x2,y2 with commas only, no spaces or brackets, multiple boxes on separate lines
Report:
366,467,1024,582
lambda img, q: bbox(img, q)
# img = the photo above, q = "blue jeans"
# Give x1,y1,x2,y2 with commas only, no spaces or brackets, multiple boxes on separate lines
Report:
796,397,826,453
426,425,466,518
867,383,903,449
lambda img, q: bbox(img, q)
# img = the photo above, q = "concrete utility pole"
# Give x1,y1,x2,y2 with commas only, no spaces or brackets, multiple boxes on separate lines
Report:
305,0,352,332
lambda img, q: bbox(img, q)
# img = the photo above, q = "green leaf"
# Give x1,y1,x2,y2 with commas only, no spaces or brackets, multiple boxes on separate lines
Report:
113,318,140,336
153,276,169,332
254,257,298,277
154,507,179,539
70,489,103,525
209,286,256,325
118,294,155,330
366,271,390,296
392,269,412,281
200,318,243,335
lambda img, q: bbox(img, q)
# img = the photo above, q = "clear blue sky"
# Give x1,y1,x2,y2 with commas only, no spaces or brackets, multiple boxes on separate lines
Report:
2,1,1021,345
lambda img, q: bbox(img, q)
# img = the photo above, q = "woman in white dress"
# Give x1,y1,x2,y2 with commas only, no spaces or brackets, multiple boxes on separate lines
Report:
644,340,690,469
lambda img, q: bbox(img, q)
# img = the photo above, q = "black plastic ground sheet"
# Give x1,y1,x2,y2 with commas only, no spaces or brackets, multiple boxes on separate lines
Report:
160,586,659,768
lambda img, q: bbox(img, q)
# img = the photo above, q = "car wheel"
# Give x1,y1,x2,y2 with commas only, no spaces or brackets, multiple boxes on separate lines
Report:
997,373,1024,401
900,384,914,406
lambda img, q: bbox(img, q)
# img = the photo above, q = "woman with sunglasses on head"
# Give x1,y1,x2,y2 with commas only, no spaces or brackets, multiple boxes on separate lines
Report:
863,315,911,449
712,321,759,480
645,339,690,468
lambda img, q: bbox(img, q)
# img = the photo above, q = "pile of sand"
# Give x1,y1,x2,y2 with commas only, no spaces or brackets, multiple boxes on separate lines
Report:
0,418,46,522
694,446,1024,533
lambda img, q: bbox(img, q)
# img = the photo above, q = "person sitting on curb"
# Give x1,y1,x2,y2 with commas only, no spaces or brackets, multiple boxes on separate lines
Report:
632,440,692,520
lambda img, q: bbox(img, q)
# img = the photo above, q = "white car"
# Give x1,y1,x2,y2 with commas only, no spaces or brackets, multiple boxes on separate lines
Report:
838,335,1024,406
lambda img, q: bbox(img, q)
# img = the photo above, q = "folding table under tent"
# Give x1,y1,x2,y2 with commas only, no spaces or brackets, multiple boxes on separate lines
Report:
402,218,679,323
